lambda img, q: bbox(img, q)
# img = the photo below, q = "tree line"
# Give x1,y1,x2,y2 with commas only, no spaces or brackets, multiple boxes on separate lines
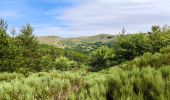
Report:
0,19,89,72
90,25,170,70
0,18,170,72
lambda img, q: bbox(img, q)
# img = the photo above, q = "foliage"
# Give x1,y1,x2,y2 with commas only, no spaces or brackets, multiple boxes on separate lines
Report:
89,25,170,69
64,50,89,64
0,19,88,72
117,46,170,72
55,56,78,71
16,24,39,58
148,25,170,52
0,65,169,99
113,33,151,63
90,46,115,69
0,18,170,99
39,55,55,71
0,29,23,72
64,41,106,54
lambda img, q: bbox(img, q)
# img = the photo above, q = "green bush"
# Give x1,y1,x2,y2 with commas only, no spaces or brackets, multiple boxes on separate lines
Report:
90,46,115,69
55,56,78,71
39,55,55,71
0,29,24,72
160,45,170,54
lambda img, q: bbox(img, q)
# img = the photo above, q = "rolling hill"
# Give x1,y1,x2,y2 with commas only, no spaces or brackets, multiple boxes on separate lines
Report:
37,34,115,43
37,34,116,54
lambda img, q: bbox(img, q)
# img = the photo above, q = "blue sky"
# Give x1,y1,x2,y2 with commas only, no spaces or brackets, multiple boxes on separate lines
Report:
0,0,170,37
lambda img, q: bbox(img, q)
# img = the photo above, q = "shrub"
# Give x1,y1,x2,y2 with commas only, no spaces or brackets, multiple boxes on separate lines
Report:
39,55,55,71
90,46,115,69
55,56,78,71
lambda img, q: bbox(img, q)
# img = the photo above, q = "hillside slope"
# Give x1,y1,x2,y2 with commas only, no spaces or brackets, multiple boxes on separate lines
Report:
37,36,64,46
37,34,116,53
37,34,115,44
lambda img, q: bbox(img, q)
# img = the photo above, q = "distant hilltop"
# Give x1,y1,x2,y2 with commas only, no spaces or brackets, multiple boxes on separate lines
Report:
37,34,116,45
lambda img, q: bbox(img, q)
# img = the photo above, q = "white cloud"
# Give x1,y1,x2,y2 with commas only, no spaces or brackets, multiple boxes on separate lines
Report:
36,0,170,37
1,0,170,37
51,0,170,36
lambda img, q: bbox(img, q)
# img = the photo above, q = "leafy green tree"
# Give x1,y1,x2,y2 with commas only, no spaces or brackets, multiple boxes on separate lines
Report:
113,34,151,64
0,28,23,72
16,24,38,57
90,46,115,69
148,25,170,52
15,24,41,71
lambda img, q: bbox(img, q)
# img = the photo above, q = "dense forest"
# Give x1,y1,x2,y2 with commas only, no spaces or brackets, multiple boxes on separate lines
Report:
0,18,170,100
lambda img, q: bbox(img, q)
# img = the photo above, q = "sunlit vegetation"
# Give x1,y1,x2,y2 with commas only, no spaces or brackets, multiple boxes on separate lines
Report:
0,18,170,99
0,52,169,99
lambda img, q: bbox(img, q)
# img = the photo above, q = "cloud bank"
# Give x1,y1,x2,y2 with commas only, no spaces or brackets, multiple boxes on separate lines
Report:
1,0,170,37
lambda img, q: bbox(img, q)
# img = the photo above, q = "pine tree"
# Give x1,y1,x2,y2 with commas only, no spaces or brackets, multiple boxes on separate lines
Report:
0,18,8,32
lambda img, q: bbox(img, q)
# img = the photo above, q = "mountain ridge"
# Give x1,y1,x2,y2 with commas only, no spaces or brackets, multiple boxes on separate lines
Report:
37,34,115,44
